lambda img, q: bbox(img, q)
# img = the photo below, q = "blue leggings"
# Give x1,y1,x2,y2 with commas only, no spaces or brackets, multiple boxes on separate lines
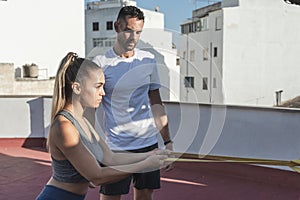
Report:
36,185,86,200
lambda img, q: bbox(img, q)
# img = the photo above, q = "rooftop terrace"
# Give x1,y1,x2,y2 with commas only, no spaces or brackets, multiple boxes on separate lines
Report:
1,97,300,199
1,139,300,200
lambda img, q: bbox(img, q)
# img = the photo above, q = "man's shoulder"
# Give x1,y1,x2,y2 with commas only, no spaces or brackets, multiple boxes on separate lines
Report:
135,48,155,60
92,49,115,67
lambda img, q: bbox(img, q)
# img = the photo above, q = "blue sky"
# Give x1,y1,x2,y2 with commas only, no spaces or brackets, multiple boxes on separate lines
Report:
135,0,195,33
134,0,222,32
86,0,222,33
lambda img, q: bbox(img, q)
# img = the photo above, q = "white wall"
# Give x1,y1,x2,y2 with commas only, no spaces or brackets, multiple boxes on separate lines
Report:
0,97,51,138
141,9,164,29
165,102,300,172
2,97,300,172
222,0,300,106
0,0,85,77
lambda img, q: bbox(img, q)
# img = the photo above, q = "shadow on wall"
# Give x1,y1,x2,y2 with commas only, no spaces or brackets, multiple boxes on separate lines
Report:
24,97,47,148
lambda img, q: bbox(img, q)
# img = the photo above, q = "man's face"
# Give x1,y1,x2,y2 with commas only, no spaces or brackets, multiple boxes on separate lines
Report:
115,16,144,52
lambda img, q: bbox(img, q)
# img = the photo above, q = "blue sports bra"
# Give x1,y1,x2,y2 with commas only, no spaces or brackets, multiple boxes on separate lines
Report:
51,110,103,183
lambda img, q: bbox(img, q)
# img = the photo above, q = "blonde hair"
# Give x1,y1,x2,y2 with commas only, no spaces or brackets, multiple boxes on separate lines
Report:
50,52,100,122
47,52,101,150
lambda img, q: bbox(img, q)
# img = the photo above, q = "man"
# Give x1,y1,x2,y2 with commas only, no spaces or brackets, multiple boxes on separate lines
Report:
93,6,174,200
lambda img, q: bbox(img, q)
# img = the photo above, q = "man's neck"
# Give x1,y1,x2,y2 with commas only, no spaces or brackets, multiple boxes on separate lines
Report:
113,46,134,58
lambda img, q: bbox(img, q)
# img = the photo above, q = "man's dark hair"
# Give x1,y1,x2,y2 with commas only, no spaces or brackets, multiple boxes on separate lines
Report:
117,6,144,21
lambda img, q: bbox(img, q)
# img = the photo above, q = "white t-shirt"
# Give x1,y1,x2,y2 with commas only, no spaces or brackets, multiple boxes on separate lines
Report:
93,48,161,150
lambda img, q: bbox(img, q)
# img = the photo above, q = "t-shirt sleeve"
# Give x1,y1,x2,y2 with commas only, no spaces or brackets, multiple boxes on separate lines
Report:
92,56,102,67
149,60,161,90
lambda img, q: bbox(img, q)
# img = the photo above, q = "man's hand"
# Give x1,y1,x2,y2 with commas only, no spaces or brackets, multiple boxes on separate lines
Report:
164,143,175,171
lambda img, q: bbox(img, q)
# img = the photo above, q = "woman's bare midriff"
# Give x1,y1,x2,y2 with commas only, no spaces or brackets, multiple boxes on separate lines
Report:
47,177,90,195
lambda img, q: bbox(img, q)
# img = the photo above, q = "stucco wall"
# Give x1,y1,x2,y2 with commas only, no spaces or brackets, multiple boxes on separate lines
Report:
2,97,299,170
222,0,300,106
0,0,85,77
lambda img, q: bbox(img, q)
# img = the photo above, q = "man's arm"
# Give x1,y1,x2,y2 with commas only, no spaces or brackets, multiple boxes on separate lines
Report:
149,89,174,171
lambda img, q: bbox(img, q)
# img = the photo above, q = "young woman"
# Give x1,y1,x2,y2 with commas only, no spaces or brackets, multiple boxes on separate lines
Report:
36,52,169,200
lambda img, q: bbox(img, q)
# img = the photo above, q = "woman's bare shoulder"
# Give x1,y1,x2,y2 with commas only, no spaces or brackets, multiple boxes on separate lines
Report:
50,115,80,148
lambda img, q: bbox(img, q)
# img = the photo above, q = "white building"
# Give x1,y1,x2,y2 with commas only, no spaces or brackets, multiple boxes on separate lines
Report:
0,0,85,78
85,0,180,101
179,0,300,106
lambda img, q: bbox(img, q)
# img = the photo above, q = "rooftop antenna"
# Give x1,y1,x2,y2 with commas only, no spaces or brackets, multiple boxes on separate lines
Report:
192,0,219,9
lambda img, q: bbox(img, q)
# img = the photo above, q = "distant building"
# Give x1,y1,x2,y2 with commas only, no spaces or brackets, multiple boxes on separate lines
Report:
0,63,54,96
85,0,180,101
0,0,85,78
0,0,85,96
179,0,300,106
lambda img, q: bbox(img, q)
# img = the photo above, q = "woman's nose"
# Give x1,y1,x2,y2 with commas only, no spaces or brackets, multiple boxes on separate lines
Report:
100,88,105,96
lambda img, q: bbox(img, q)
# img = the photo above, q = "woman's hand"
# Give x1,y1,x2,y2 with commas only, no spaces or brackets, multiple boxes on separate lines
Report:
144,154,169,172
150,148,174,171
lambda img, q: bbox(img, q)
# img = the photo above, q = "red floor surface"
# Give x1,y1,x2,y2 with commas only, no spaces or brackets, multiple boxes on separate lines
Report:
1,144,300,200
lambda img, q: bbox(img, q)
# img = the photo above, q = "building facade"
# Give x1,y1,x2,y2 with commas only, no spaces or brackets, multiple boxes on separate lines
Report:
180,0,300,106
180,2,223,104
85,0,180,101
0,0,85,96
0,0,85,78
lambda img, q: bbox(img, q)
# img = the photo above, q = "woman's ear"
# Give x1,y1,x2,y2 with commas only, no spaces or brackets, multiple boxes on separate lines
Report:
71,82,81,95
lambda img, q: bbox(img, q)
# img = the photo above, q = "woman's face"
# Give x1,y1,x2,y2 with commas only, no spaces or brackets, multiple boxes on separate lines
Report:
80,68,105,108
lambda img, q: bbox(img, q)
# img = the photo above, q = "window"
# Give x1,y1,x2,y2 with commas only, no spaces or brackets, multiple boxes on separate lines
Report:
213,78,217,88
176,58,180,66
202,77,208,90
105,40,114,47
196,21,201,32
183,51,186,60
215,16,222,31
106,21,113,30
213,47,218,57
92,22,99,31
93,38,115,47
181,25,188,34
190,50,195,62
203,48,209,60
200,17,208,31
189,23,193,32
184,76,194,88
93,38,103,47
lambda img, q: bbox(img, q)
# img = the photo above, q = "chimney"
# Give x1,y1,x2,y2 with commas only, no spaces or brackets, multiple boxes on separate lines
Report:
275,90,283,106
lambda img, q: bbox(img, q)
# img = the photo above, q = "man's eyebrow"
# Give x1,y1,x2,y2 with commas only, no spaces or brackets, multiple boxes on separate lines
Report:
124,27,133,31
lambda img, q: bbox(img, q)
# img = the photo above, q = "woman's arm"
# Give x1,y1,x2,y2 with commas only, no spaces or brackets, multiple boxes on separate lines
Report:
52,120,167,186
86,117,170,167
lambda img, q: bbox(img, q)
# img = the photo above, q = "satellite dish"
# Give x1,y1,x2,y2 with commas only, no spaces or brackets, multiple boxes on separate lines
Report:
154,6,159,12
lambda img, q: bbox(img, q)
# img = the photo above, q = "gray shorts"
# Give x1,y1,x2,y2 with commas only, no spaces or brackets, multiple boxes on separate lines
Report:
100,143,160,195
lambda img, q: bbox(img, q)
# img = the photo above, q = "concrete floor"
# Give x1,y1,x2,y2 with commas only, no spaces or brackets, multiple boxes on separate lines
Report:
1,140,300,200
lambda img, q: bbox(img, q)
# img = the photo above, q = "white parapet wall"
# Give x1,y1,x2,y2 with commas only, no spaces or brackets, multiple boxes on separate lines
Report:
1,97,300,170
0,96,52,138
